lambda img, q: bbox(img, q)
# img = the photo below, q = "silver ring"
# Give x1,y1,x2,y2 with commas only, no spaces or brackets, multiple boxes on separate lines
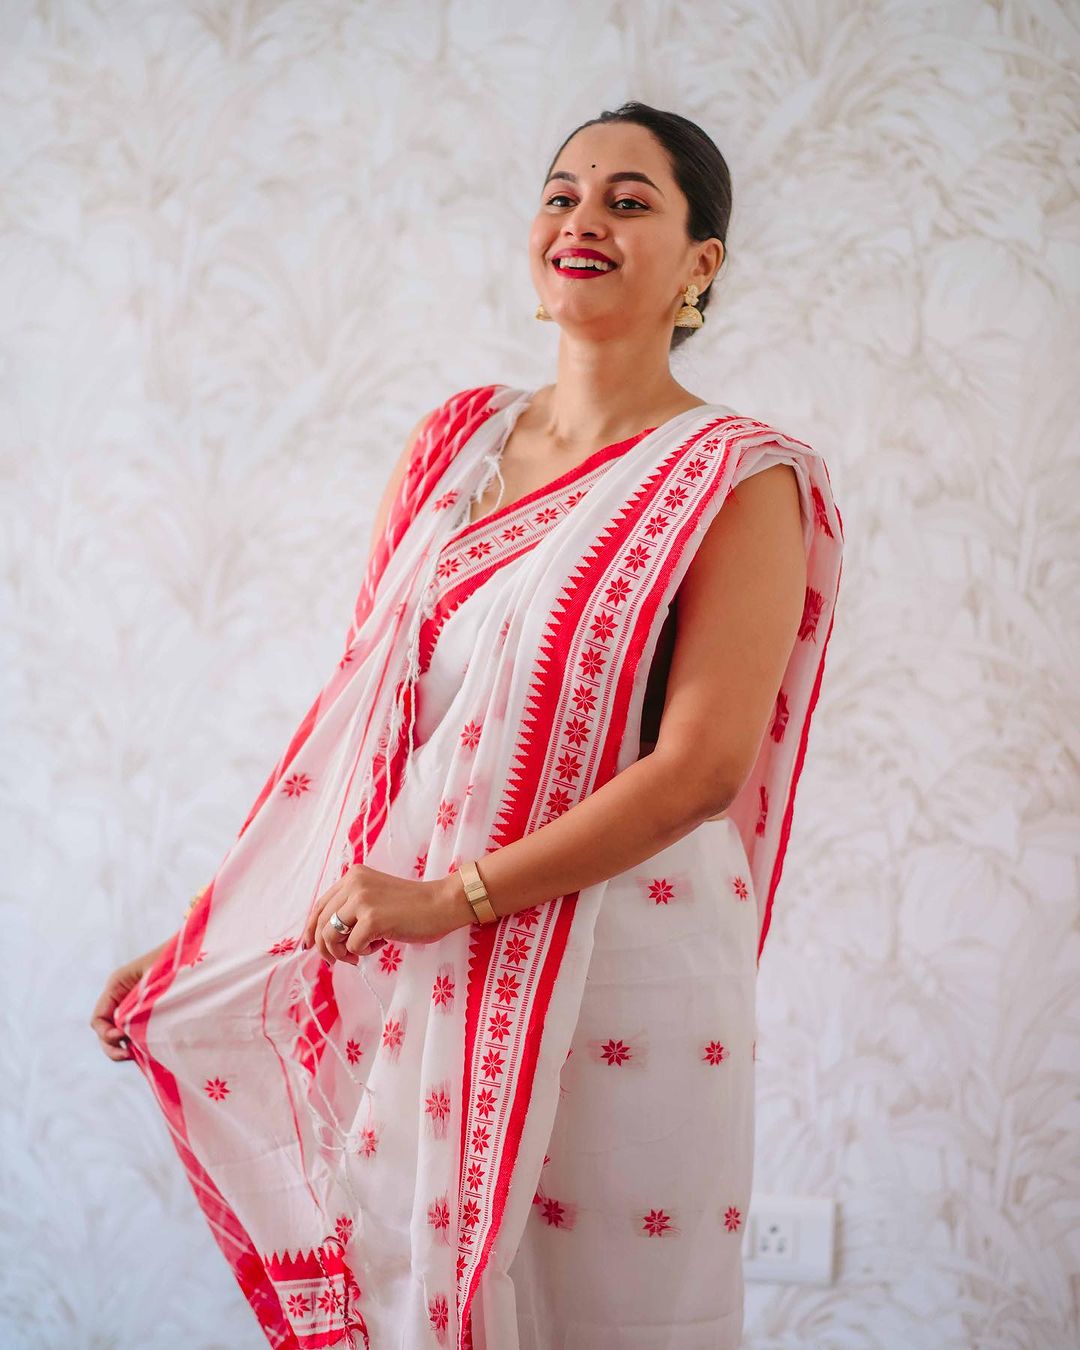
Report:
328,912,351,935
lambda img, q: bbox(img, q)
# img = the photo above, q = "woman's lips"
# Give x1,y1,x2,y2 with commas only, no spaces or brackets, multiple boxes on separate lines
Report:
550,259,618,280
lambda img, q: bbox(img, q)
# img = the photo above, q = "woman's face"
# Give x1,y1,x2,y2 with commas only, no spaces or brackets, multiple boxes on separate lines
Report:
529,121,723,342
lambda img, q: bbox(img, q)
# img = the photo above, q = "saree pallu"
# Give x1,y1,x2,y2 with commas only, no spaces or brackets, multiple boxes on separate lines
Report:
114,383,844,1349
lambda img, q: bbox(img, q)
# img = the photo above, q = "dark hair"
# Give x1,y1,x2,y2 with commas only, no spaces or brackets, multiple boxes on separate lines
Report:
544,101,732,351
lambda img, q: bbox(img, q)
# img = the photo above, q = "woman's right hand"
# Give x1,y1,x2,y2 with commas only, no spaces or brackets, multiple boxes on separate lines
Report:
89,940,168,1062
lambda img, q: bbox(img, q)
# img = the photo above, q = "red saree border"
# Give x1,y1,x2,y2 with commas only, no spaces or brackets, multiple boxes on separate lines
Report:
113,383,507,1349
454,412,753,1342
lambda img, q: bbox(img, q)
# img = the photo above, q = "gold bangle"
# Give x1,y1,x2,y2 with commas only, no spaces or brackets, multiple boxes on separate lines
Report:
457,859,498,925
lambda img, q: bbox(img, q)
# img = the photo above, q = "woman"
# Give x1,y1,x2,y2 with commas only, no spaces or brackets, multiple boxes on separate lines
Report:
91,102,844,1350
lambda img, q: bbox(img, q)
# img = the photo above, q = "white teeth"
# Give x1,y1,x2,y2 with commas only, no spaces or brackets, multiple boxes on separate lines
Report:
554,257,615,271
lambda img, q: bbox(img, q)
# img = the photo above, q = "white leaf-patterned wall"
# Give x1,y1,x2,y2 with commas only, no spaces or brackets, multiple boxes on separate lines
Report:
2,1,1078,1346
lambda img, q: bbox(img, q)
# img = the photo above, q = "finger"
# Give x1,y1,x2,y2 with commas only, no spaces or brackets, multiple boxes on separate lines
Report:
89,990,119,1028
303,876,348,948
315,911,346,963
344,923,376,961
322,920,356,966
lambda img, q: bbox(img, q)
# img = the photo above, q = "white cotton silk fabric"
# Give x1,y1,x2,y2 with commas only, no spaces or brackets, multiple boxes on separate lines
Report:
116,384,844,1350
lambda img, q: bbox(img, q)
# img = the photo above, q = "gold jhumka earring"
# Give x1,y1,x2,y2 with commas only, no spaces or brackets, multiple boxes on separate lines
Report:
673,283,703,328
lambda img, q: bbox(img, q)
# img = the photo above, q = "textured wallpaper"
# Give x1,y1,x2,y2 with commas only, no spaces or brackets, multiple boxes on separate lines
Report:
2,1,1078,1346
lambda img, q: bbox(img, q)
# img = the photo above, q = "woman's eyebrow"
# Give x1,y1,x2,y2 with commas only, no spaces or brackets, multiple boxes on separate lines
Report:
543,170,665,196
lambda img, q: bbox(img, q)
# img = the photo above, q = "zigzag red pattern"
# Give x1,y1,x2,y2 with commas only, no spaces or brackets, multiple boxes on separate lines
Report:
454,412,749,1341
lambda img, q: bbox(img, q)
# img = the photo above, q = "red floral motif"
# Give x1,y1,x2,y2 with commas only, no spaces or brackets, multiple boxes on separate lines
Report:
554,750,583,782
425,1084,452,1136
544,786,574,816
381,1017,405,1053
433,490,459,511
603,575,633,606
500,521,527,541
267,937,297,956
432,970,455,1008
622,542,653,572
345,1038,364,1065
461,1198,482,1228
414,851,427,878
723,1205,743,1232
428,1292,449,1337
480,1048,506,1081
436,555,462,581
648,878,675,905
570,683,598,713
428,1195,451,1235
662,483,690,510
486,1009,512,1041
642,512,671,538
534,506,559,525
812,484,835,537
578,648,605,679
286,1292,311,1317
684,455,709,480
755,784,769,837
456,1253,468,1281
465,1159,486,1189
334,1215,353,1245
537,1195,575,1228
356,1125,378,1157
204,1076,230,1100
474,1087,498,1117
566,489,587,507
465,539,495,559
703,1041,727,1065
281,772,311,798
377,942,404,974
642,1208,675,1236
589,611,617,643
798,585,824,641
493,971,522,1005
769,688,789,742
731,875,750,902
563,715,591,746
436,799,458,830
498,617,511,641
502,934,532,966
317,1286,342,1316
600,1038,633,1065
460,719,482,750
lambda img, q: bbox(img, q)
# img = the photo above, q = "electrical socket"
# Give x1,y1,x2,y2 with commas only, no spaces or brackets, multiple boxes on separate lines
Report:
741,1194,836,1285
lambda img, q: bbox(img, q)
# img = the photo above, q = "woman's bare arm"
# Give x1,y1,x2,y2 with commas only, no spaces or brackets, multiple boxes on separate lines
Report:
433,461,807,927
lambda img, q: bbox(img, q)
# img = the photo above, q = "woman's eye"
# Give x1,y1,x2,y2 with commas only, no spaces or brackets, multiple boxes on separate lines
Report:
544,194,647,211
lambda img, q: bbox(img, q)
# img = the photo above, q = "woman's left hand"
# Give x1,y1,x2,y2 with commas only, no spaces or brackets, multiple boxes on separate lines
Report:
301,864,463,965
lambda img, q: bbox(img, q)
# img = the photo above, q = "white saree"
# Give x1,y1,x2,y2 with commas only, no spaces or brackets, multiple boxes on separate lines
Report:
115,383,845,1350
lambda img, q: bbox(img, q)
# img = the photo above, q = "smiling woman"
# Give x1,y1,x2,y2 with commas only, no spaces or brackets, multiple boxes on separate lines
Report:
98,101,844,1350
